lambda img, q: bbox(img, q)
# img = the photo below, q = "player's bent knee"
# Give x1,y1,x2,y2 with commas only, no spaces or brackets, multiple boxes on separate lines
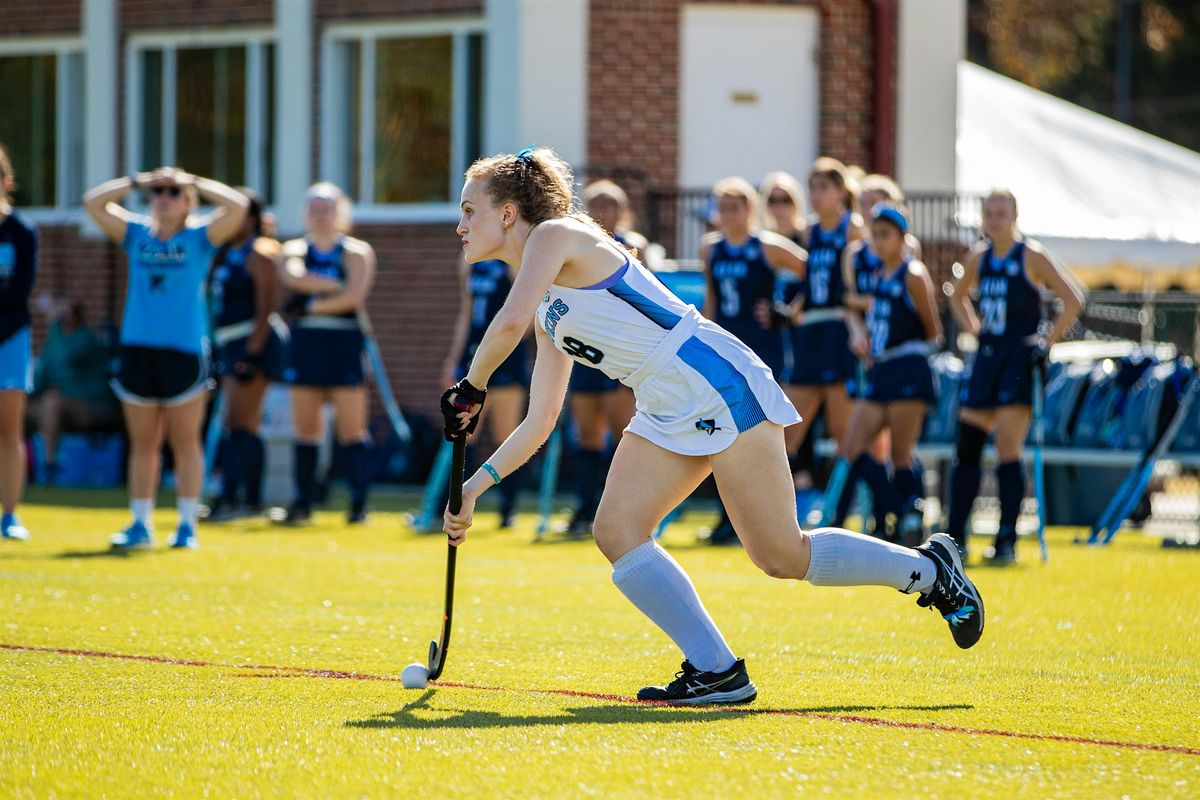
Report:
591,513,650,564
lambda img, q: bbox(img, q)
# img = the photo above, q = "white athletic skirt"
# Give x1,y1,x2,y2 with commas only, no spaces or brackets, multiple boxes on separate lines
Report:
621,310,801,456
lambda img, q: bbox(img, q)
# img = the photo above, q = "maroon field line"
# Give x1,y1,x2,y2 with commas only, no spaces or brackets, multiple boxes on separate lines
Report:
4,642,1197,757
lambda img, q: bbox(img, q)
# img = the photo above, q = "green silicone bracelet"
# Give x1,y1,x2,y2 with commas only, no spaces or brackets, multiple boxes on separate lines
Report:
481,462,502,486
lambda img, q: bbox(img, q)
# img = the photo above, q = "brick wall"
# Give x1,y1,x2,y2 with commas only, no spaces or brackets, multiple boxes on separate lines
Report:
1,1,80,36
587,0,886,187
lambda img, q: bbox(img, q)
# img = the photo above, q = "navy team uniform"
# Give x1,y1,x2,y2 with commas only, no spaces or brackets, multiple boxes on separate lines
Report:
0,211,36,394
948,240,1045,559
457,260,529,388
707,235,784,378
210,238,287,513
959,241,1040,409
0,211,36,540
790,213,856,386
114,219,215,404
282,238,371,522
833,257,935,535
863,258,936,405
211,239,287,381
284,239,365,387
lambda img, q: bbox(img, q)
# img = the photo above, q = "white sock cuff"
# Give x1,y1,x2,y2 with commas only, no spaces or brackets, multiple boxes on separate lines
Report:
803,529,841,584
611,540,664,580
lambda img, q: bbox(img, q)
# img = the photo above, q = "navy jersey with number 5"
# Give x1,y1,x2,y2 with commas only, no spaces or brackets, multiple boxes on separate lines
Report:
707,235,784,376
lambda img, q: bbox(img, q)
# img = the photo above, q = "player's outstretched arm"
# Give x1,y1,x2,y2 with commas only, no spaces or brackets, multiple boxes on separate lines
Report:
444,332,572,545
464,221,569,389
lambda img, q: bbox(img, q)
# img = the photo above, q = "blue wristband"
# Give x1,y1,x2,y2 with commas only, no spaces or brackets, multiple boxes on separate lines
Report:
481,462,502,486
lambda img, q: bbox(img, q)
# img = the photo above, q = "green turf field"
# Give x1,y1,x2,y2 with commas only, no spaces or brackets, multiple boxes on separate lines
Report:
2,488,1198,798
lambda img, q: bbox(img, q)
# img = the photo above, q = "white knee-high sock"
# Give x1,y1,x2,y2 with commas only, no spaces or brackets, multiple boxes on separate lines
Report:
611,540,736,673
804,527,936,594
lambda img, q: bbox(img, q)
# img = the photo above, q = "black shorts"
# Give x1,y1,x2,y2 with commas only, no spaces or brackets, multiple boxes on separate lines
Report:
112,345,213,406
285,324,365,388
568,364,620,394
458,340,530,389
960,337,1034,409
788,319,856,386
864,353,937,406
214,328,287,382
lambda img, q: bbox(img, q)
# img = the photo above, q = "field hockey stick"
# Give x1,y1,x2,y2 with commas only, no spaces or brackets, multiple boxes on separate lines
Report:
427,436,465,681
202,388,227,490
535,413,565,541
1031,367,1048,563
409,439,454,532
357,310,412,444
1098,377,1198,545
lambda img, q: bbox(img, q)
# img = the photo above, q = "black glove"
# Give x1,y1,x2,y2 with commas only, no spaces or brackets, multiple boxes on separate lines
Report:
232,351,262,383
284,293,312,317
440,378,487,441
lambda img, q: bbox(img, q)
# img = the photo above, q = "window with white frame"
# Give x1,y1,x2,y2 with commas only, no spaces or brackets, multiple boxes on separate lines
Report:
323,21,485,210
128,33,275,200
0,42,84,209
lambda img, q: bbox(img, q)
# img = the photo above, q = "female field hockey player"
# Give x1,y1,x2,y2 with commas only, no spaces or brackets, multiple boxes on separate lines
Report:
276,183,376,525
830,205,942,547
785,159,864,505
84,167,248,549
442,256,530,528
0,145,36,541
698,176,802,544
947,190,1083,563
442,148,984,704
561,179,645,534
837,173,921,537
206,189,286,521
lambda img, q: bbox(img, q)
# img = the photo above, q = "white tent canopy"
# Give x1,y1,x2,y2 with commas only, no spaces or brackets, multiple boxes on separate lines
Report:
957,61,1200,270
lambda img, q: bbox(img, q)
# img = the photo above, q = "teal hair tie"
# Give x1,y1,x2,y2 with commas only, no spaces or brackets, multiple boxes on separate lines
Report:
515,146,536,162
481,462,502,486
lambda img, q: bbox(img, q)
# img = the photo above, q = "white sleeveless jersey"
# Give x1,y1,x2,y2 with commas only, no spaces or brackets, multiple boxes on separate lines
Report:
534,253,691,381
533,251,801,456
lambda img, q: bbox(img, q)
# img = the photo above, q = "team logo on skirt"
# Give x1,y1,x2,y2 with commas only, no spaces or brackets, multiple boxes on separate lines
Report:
695,418,722,435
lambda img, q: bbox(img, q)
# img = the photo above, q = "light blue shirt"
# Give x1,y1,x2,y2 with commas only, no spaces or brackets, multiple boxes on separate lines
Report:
121,218,214,354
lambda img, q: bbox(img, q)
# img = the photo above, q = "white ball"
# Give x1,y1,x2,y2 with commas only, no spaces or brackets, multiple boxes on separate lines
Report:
401,662,429,689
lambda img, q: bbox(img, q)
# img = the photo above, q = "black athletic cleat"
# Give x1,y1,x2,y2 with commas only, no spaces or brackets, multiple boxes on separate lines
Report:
347,501,369,525
915,532,985,649
637,658,757,705
985,535,1017,566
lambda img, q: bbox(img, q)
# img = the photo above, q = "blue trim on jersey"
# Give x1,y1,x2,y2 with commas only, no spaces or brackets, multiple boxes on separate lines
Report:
676,337,767,433
607,279,681,330
581,260,630,290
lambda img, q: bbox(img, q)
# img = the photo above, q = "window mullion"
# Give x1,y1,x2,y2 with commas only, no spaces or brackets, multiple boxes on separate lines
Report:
246,42,264,191
450,31,468,198
55,49,71,209
162,46,177,166
358,36,375,206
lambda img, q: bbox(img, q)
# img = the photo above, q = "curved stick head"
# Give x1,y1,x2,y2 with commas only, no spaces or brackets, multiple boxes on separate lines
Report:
427,639,444,680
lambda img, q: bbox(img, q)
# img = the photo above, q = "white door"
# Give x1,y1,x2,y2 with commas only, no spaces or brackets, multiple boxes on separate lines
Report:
679,4,820,189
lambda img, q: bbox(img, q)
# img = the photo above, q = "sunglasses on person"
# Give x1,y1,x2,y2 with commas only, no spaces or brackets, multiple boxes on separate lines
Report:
767,194,794,206
147,186,182,198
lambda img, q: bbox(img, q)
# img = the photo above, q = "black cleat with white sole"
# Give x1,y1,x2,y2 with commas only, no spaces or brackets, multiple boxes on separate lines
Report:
637,658,757,705
915,532,985,649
